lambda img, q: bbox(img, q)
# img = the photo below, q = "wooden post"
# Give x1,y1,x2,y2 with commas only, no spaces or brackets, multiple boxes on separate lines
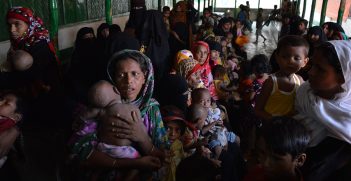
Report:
337,0,346,25
158,0,161,11
320,0,328,26
105,0,112,25
296,0,301,15
173,0,177,8
302,0,307,18
208,0,210,7
309,0,316,27
203,0,206,10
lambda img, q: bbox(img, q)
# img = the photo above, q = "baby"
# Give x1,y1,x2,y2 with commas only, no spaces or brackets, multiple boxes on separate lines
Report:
80,80,141,179
3,50,33,72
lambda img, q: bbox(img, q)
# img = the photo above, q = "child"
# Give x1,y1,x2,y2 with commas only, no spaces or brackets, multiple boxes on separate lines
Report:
250,54,271,107
295,40,351,180
163,6,171,32
0,91,25,167
208,40,223,68
161,106,187,181
191,88,238,160
244,116,310,181
212,65,235,101
255,35,308,122
79,80,141,180
255,8,267,44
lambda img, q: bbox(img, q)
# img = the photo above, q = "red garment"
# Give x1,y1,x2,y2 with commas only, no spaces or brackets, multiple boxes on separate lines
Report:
7,7,59,63
0,117,16,134
192,41,218,100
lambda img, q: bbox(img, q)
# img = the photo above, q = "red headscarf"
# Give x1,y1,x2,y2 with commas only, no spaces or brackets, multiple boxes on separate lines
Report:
7,7,58,62
192,41,218,100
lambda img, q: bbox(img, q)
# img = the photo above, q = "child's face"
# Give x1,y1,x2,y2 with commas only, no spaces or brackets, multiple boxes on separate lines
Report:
221,40,227,47
256,137,300,180
163,10,170,18
166,121,182,143
222,22,231,32
298,23,306,31
195,45,209,65
309,34,320,42
210,50,220,60
187,70,202,89
276,46,308,75
194,91,211,108
308,50,344,98
0,94,19,121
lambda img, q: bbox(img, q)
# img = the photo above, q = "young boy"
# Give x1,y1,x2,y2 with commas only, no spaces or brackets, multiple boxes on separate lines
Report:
208,41,223,68
191,88,238,160
0,91,25,167
244,116,310,181
255,35,308,122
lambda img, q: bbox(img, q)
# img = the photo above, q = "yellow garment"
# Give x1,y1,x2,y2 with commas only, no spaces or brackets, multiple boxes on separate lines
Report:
163,139,185,181
214,79,228,100
264,74,301,116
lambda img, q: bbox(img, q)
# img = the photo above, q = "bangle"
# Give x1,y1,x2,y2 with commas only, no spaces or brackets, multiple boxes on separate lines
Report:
149,145,155,155
112,159,118,168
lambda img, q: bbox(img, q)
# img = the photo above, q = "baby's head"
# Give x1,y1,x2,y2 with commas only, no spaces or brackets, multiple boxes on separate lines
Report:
10,50,33,71
275,35,309,75
88,80,120,108
186,103,208,130
191,88,211,108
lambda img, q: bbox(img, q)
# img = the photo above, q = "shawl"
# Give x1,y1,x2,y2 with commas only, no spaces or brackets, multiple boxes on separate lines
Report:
295,40,351,146
7,7,57,62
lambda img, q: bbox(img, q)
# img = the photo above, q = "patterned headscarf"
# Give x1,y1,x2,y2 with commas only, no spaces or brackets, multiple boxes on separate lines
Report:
107,49,153,115
7,7,51,49
176,58,202,79
107,50,167,148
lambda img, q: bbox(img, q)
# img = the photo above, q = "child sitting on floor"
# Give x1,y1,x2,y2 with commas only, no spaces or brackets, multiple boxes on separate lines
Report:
191,88,239,160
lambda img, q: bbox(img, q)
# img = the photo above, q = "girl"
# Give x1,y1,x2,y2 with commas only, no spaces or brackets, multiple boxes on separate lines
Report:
255,36,308,122
295,40,351,180
192,41,218,100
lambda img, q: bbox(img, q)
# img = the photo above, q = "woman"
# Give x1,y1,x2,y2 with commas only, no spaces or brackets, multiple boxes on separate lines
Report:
70,50,167,180
296,41,351,180
1,7,64,179
192,41,218,100
67,27,98,104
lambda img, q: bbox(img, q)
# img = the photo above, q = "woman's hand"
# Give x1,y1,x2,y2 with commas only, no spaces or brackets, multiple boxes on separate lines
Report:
0,127,19,158
113,111,149,143
137,156,161,170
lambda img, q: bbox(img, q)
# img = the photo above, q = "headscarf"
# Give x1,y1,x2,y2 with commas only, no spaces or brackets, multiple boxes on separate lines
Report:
295,40,351,145
74,27,95,50
97,23,110,40
176,50,193,65
170,1,188,29
107,50,167,147
7,7,57,61
176,58,201,79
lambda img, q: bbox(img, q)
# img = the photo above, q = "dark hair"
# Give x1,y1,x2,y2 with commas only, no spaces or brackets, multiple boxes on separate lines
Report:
107,50,148,83
191,88,210,103
163,6,170,12
176,154,219,181
251,54,271,74
161,105,187,135
276,35,309,56
186,103,207,124
261,116,310,158
314,42,342,74
298,19,308,27
165,119,187,136
212,65,226,78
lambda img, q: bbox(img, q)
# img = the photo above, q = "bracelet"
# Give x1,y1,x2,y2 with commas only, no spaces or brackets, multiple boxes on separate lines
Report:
112,159,118,168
